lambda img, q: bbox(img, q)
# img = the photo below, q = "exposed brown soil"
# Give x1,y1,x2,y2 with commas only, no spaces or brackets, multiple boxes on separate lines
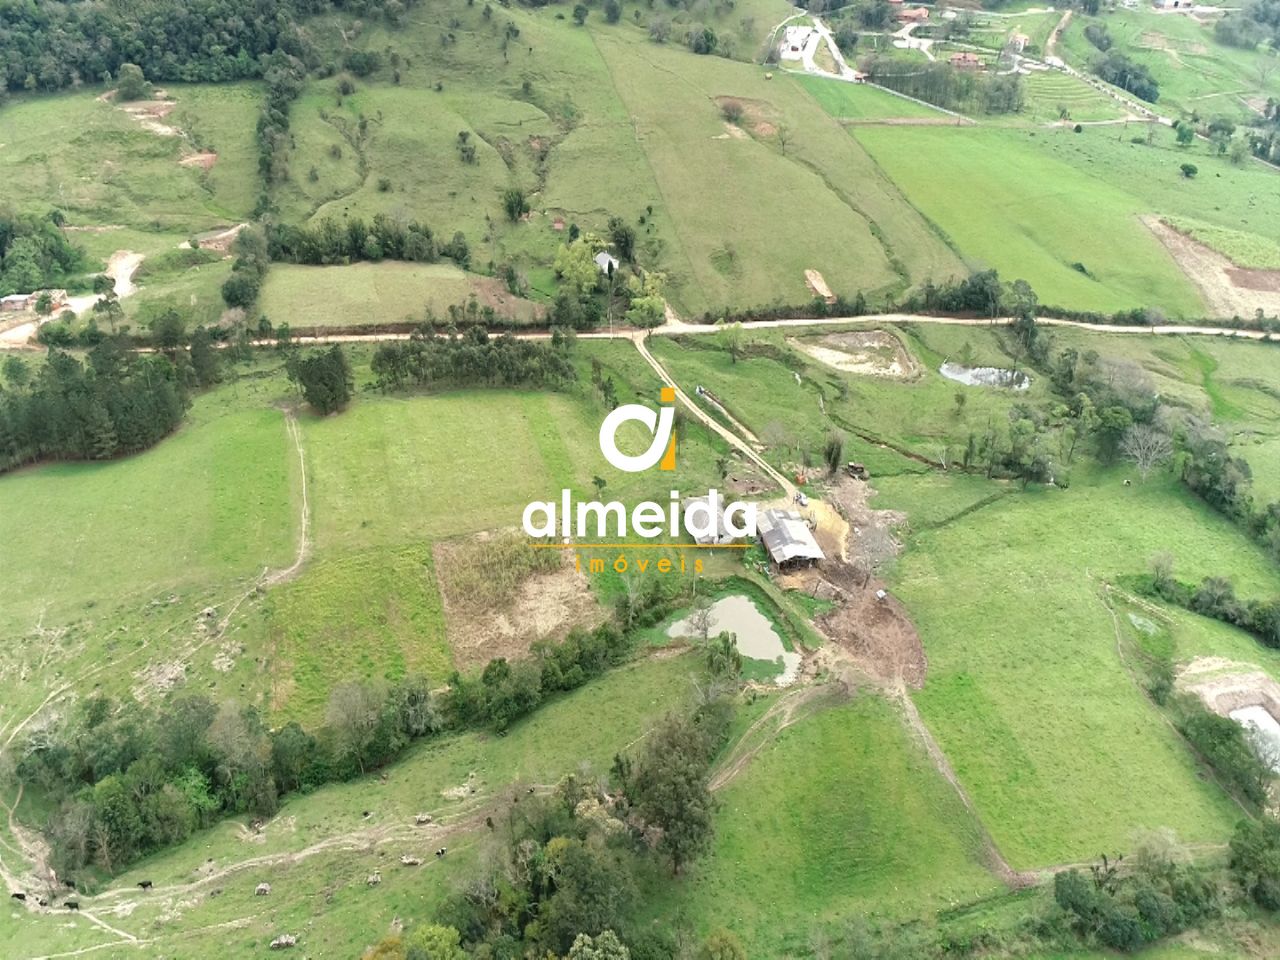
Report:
713,96,780,140
805,268,835,304
1144,216,1280,318
1177,656,1280,718
470,275,547,323
180,151,218,170
791,328,921,379
434,535,606,669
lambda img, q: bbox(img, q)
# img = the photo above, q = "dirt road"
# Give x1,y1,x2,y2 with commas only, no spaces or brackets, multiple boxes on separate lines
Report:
0,251,144,348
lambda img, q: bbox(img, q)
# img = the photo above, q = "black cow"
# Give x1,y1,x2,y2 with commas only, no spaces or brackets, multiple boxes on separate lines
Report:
66,901,79,911
138,880,153,891
9,892,25,902
435,847,447,858
63,879,76,890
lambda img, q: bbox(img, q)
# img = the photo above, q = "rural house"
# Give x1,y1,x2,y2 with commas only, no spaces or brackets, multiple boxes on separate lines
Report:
594,251,619,275
1,294,32,312
949,52,983,70
897,7,929,23
757,508,824,570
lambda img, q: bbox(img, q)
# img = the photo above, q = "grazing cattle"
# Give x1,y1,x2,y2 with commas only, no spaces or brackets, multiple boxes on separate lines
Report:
138,880,153,891
366,871,381,886
269,933,297,950
485,816,494,830
399,855,422,866
1123,479,1132,486
37,899,48,907
413,813,432,825
10,892,26,902
209,888,223,898
256,883,272,896
361,810,371,819
65,901,79,911
435,847,447,858
63,879,76,890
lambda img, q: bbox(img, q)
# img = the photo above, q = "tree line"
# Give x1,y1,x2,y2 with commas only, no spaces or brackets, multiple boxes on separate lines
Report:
368,324,577,395
20,613,668,884
865,61,1024,115
0,210,87,296
0,0,414,95
0,342,190,474
264,213,468,270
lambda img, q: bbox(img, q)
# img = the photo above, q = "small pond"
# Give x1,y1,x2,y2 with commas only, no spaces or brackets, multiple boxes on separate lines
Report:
1231,705,1280,772
939,361,1031,390
666,594,800,686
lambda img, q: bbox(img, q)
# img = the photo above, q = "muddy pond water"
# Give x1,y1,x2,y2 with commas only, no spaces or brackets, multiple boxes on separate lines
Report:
666,594,800,686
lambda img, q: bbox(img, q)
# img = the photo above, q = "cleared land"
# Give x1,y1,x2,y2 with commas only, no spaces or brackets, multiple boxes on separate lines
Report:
258,262,543,329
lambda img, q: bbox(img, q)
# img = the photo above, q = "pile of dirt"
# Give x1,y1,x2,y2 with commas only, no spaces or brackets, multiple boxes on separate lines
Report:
817,581,927,688
805,269,835,304
1177,656,1280,717
1144,216,1280,319
781,477,922,685
434,533,606,669
789,329,921,379
180,151,218,170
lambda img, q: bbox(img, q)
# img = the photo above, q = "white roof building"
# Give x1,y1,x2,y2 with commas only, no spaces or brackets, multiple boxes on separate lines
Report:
757,508,824,567
594,251,620,274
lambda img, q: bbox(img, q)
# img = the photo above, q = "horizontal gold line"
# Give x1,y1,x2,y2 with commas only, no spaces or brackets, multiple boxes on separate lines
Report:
529,543,749,550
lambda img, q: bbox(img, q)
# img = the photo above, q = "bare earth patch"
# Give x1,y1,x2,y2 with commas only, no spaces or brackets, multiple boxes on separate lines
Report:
119,97,181,137
434,533,605,670
789,329,921,379
713,96,780,140
805,268,835,304
1177,656,1280,717
1145,216,1280,318
180,151,218,170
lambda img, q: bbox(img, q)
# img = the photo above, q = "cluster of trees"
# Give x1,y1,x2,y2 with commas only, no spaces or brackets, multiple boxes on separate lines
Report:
23,675,439,878
0,210,86,296
445,623,632,733
1178,697,1274,806
0,0,413,94
1084,22,1112,52
0,344,188,474
866,62,1023,114
411,702,730,958
265,214,468,268
370,325,577,393
23,605,706,881
286,344,354,414
1053,843,1223,952
221,225,271,310
1092,50,1160,103
255,52,306,206
1144,560,1280,652
1175,416,1280,561
1214,0,1280,49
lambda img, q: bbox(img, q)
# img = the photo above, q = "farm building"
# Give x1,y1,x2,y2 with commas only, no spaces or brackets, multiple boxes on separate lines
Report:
757,508,824,569
683,496,740,545
897,7,929,22
594,251,619,275
949,52,983,70
1,294,32,312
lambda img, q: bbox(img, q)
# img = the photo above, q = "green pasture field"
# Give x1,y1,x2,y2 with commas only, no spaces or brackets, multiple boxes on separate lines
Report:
640,693,1001,952
1020,70,1130,123
874,465,1280,867
1059,10,1280,120
0,85,257,231
795,74,951,120
257,262,543,329
646,323,1050,473
1165,215,1280,269
0,653,702,959
853,125,1207,316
